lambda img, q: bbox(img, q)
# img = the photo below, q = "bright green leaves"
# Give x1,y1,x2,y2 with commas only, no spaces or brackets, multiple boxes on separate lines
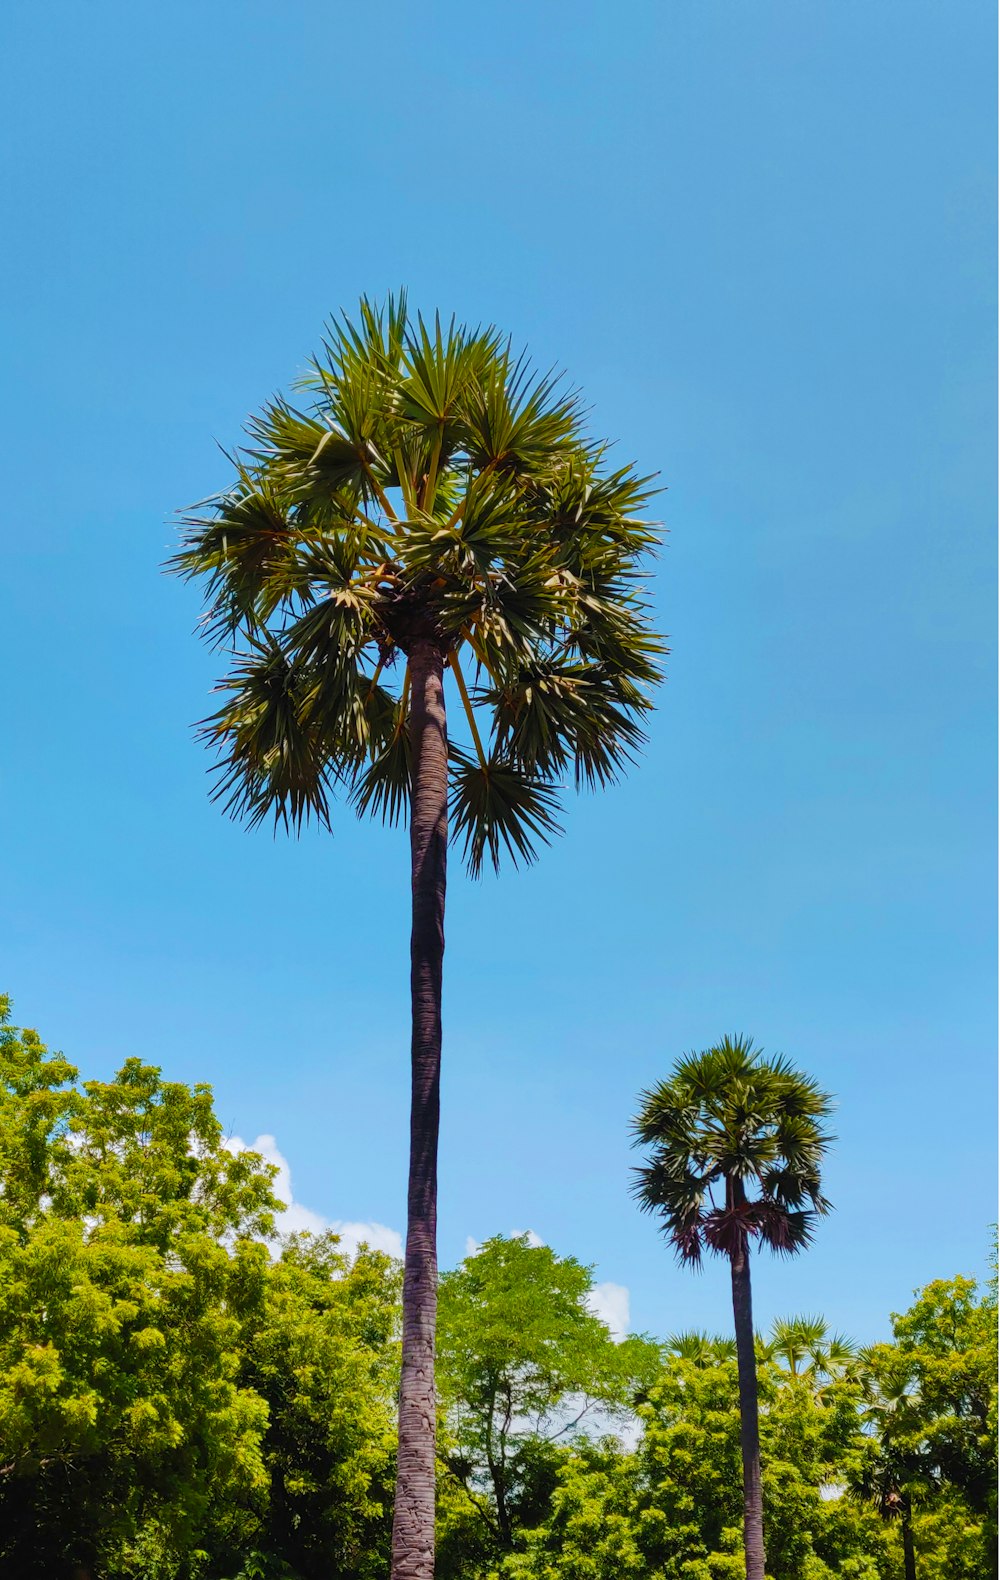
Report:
632,1038,834,1267
436,1234,657,1564
0,998,79,1232
397,314,502,479
171,294,664,871
245,1235,401,1578
460,346,581,479
0,1006,281,1572
858,1276,998,1523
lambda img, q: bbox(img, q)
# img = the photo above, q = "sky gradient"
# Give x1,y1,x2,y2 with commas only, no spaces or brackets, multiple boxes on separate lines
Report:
2,0,996,1343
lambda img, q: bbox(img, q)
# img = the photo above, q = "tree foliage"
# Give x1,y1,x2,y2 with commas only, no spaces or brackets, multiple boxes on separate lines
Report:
0,998,994,1580
0,997,398,1579
497,1353,889,1580
631,1035,833,1266
170,294,663,873
435,1235,658,1570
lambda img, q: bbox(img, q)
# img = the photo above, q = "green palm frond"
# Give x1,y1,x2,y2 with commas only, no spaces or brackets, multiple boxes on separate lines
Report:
484,659,649,787
633,1038,833,1268
351,724,412,827
448,749,563,878
461,345,581,478
172,469,305,641
171,294,664,872
667,1331,738,1365
199,635,341,831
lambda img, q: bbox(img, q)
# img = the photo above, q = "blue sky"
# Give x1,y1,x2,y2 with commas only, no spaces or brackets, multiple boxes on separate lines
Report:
2,0,995,1343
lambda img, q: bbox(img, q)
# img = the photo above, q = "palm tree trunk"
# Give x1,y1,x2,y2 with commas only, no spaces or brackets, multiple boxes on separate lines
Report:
391,638,448,1580
901,1510,917,1580
730,1241,766,1580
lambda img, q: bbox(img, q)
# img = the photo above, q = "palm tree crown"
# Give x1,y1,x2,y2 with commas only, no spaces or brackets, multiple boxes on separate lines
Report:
632,1034,834,1265
171,293,663,873
762,1315,856,1384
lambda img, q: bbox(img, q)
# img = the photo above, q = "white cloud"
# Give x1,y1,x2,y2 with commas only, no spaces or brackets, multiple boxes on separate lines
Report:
586,1281,631,1342
463,1227,545,1260
331,1218,404,1260
225,1132,403,1261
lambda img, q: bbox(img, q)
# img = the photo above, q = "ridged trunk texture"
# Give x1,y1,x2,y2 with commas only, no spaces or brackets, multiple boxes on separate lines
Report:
901,1513,917,1580
390,640,448,1580
730,1243,766,1580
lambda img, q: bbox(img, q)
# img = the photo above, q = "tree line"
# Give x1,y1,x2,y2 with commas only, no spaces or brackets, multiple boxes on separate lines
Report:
1,998,994,1579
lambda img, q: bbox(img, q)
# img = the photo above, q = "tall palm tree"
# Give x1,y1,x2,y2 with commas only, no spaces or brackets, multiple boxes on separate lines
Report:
632,1035,833,1580
171,295,662,1580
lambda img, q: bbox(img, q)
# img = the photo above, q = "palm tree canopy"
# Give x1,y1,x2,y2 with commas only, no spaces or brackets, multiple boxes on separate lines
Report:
666,1329,738,1365
170,294,664,874
632,1034,834,1265
762,1315,856,1378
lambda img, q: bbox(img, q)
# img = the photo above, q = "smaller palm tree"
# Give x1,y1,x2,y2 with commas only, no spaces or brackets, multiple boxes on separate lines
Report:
852,1348,929,1580
850,1445,922,1580
666,1330,738,1366
762,1315,856,1393
632,1034,833,1580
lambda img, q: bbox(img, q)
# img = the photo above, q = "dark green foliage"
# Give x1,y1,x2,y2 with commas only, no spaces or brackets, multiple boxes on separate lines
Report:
238,1234,401,1580
852,1273,999,1579
495,1352,890,1580
435,1235,659,1570
170,294,664,870
632,1034,834,1266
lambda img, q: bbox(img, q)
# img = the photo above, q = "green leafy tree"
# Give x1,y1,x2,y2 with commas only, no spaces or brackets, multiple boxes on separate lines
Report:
237,1233,402,1580
0,996,277,1577
435,1234,657,1568
850,1439,922,1580
854,1272,998,1580
171,294,663,1579
632,1035,833,1580
0,996,407,1580
498,1349,888,1580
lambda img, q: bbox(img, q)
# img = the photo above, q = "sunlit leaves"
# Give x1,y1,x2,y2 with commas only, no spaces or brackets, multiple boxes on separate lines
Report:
487,660,649,787
172,294,664,870
461,345,581,479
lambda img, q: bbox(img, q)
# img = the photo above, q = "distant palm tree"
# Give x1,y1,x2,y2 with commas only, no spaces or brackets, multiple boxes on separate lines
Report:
666,1330,738,1366
172,295,663,1580
850,1446,920,1580
632,1035,833,1580
762,1315,856,1392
